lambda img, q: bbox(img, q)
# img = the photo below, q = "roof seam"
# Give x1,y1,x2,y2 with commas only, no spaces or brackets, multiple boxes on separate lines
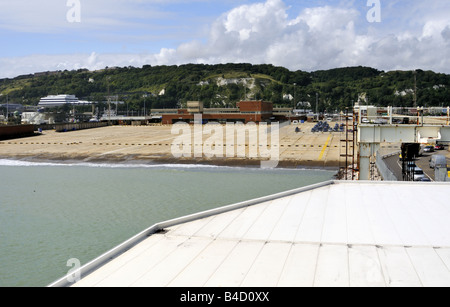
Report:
160,234,450,249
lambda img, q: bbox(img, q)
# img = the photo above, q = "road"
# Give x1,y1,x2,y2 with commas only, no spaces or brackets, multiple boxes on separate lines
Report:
383,154,403,180
384,149,449,181
415,152,438,181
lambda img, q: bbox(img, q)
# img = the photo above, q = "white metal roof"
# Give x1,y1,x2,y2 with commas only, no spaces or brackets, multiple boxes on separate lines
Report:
51,180,450,287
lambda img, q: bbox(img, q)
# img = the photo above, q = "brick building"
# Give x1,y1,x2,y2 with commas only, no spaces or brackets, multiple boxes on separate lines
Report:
161,101,275,124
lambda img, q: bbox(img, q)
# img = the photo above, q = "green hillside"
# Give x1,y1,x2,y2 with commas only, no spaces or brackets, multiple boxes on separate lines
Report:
0,64,449,113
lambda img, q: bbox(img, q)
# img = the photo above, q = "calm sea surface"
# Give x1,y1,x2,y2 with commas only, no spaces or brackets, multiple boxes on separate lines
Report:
0,159,335,287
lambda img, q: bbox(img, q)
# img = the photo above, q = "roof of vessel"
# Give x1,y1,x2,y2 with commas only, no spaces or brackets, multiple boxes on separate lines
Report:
55,180,450,287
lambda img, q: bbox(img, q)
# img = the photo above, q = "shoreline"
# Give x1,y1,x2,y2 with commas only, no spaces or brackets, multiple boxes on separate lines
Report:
0,124,344,173
0,153,341,172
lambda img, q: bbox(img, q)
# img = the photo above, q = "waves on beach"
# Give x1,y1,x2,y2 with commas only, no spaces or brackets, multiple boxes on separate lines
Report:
0,158,335,174
0,158,229,169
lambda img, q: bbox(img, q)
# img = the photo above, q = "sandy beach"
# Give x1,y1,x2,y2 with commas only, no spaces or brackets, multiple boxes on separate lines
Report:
0,122,351,169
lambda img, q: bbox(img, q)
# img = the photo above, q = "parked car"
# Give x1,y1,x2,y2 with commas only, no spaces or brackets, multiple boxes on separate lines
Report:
423,145,435,153
430,155,447,169
434,144,445,150
374,118,388,124
413,167,426,181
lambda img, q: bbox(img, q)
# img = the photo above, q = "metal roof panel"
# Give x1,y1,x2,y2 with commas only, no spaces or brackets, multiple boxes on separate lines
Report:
57,181,450,288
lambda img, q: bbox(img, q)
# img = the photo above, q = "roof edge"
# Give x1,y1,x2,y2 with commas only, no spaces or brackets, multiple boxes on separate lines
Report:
48,180,336,287
48,180,450,287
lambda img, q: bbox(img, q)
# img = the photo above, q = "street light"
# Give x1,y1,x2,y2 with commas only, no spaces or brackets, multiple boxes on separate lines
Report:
106,76,111,124
413,70,417,108
143,93,148,118
6,94,8,123
0,94,4,124
293,83,297,116
316,92,319,121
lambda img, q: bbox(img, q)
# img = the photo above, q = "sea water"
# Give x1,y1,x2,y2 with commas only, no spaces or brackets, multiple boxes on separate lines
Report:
0,159,335,287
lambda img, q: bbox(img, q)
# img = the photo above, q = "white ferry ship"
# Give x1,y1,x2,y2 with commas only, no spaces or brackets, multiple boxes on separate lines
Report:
38,95,92,107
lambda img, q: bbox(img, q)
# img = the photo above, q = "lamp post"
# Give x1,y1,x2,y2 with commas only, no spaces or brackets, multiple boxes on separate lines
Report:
6,94,9,124
293,83,297,117
107,76,111,124
413,70,417,108
316,93,319,121
143,93,148,118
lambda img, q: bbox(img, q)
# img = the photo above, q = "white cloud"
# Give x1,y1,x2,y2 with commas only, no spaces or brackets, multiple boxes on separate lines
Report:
0,53,146,77
135,0,450,73
157,2,371,71
1,0,450,78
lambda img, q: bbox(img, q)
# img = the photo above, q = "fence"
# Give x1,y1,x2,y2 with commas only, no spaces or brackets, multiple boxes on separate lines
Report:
376,151,399,181
55,122,109,133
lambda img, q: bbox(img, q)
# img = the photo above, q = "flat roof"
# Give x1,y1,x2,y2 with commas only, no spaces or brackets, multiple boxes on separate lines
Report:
50,180,450,287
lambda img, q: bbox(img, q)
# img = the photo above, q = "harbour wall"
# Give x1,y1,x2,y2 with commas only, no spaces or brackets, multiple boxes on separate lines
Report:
0,125,36,140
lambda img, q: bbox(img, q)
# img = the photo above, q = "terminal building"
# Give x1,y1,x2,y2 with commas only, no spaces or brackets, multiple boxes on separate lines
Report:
158,100,279,125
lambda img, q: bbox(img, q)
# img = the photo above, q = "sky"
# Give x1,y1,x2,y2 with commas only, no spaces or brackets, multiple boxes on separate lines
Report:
0,0,449,79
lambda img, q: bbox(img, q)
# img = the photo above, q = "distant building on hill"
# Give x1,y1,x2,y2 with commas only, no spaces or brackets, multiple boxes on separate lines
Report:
38,95,92,108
